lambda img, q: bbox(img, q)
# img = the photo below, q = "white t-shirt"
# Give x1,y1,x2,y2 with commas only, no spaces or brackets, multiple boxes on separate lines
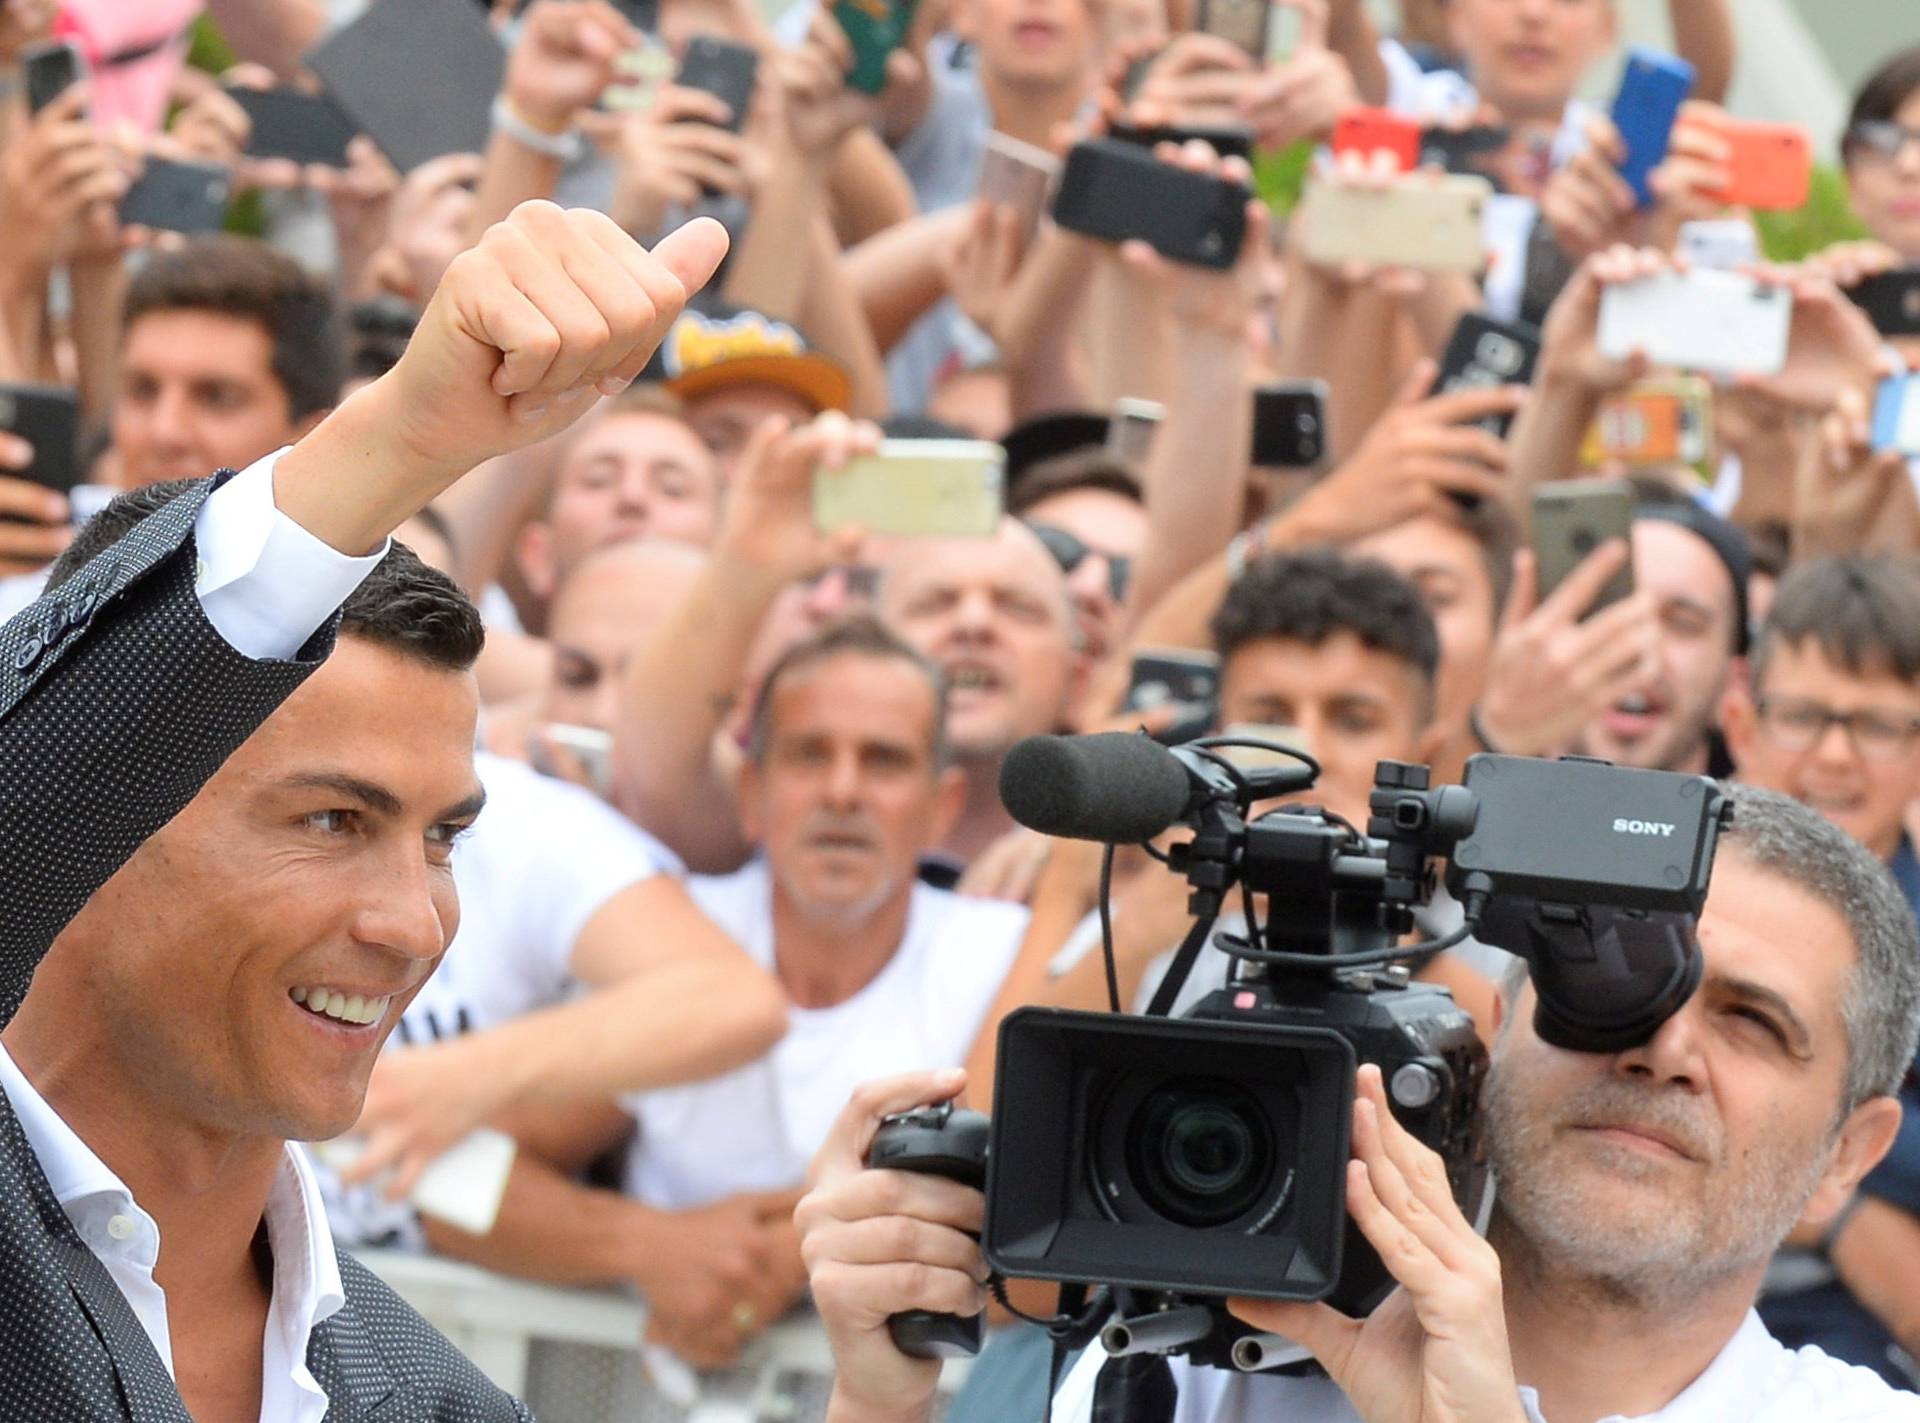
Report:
396,749,681,1046
1050,1309,1920,1422
621,858,1028,1207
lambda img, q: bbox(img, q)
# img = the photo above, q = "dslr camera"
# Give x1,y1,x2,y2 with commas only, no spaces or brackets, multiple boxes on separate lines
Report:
875,735,1731,1373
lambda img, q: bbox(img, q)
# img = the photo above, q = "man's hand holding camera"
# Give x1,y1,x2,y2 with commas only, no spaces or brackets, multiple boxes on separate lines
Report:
1229,1065,1526,1423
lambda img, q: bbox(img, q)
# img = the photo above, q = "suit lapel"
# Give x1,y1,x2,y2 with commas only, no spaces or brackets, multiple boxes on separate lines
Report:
49,1221,193,1422
310,1294,399,1422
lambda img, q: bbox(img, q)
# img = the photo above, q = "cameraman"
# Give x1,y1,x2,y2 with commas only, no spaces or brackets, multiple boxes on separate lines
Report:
797,787,1920,1423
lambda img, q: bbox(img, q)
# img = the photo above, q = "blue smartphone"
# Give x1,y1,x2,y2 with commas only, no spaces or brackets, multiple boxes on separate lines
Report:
1873,374,1920,456
1609,48,1695,208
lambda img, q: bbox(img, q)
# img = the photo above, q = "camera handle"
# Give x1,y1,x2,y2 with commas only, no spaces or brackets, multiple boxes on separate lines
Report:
867,1102,991,1359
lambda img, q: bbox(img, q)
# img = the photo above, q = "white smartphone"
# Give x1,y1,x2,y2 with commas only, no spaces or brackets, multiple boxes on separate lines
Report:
979,130,1059,248
1295,174,1491,273
1107,397,1165,462
812,439,1005,538
1676,218,1758,272
1597,269,1790,377
410,1129,518,1236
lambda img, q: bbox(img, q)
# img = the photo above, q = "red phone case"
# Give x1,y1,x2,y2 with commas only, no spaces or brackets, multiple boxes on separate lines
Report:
1331,107,1420,172
1707,119,1811,212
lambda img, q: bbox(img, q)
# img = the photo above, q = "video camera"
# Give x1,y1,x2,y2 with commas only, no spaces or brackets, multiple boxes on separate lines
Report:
873,733,1732,1375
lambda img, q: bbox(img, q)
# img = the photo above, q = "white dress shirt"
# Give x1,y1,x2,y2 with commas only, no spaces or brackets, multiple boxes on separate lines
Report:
0,446,389,1421
1051,1307,1920,1421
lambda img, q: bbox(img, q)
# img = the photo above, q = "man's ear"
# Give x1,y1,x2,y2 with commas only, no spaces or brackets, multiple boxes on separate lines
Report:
515,521,559,602
1796,1094,1903,1233
1720,665,1758,772
930,764,968,846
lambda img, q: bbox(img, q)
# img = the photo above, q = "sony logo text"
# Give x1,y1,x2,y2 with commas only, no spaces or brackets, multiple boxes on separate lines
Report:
1613,818,1677,837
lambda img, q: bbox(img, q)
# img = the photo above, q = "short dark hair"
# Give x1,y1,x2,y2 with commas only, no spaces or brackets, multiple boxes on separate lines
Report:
47,480,483,673
346,297,419,385
1751,557,1920,691
124,236,342,422
1846,46,1920,156
1008,448,1145,517
1210,549,1440,722
746,615,950,770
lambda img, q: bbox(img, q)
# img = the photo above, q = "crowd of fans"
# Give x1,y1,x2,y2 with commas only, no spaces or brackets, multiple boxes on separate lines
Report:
8,0,1920,1414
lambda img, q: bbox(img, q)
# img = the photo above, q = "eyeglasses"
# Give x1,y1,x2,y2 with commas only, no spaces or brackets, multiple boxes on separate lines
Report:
1755,696,1920,761
1844,121,1920,163
1027,522,1133,604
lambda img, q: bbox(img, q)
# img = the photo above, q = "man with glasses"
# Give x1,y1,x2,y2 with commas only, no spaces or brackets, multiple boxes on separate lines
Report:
1007,450,1148,670
1724,555,1920,1386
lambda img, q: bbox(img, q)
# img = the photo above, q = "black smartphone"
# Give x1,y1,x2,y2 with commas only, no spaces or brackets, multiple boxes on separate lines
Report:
1418,124,1510,187
120,158,232,234
1431,313,1541,438
1251,381,1328,468
611,0,661,30
0,384,80,499
228,86,360,167
1107,120,1255,164
1848,270,1920,339
1124,648,1220,744
676,35,758,133
22,39,83,115
1051,138,1249,270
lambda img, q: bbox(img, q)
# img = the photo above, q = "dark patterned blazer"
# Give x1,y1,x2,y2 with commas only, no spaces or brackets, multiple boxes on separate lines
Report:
0,478,532,1421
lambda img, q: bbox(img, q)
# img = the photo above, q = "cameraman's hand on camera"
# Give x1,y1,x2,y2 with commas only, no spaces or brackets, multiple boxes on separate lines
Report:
0,435,70,575
1473,542,1662,758
1230,1065,1526,1423
505,0,636,136
638,1188,807,1369
609,83,749,236
797,1069,986,1423
1279,362,1521,546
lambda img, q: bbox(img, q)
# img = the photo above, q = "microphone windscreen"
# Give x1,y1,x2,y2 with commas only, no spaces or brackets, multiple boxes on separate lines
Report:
999,733,1193,843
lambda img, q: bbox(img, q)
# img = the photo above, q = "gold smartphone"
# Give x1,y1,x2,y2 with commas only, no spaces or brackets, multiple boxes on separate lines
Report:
812,439,1005,538
1296,174,1491,273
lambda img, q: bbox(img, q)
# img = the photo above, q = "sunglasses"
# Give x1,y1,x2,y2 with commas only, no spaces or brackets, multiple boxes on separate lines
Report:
1028,522,1133,604
1845,121,1920,162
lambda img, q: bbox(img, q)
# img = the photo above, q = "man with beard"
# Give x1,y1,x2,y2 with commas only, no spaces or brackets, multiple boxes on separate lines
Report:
797,784,1920,1423
421,616,1032,1372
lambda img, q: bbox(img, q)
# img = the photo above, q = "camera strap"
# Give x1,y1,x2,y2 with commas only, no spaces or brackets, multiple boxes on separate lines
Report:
1143,913,1221,1019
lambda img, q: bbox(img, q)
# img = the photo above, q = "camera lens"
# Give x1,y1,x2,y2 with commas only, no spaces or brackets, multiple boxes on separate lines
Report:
1128,1077,1274,1228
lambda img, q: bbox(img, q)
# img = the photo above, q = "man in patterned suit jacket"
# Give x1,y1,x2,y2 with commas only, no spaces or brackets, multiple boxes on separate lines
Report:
0,202,727,1422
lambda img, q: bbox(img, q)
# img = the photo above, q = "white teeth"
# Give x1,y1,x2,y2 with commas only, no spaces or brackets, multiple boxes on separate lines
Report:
291,987,390,1026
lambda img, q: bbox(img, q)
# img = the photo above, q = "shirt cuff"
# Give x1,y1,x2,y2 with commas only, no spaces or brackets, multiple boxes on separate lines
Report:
192,449,390,662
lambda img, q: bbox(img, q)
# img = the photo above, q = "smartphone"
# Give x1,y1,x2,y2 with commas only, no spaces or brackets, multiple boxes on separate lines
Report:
1251,380,1328,468
676,34,759,131
1125,648,1220,744
22,39,84,115
979,130,1059,247
1848,269,1920,338
1597,269,1789,376
228,86,360,167
1609,48,1695,208
610,0,661,29
1676,218,1758,271
1431,313,1541,438
1295,173,1490,273
304,0,503,172
813,439,1004,538
1418,124,1511,183
0,384,79,498
1052,138,1249,270
1195,0,1269,60
1107,397,1164,463
1705,118,1811,212
535,723,614,798
1331,107,1420,172
1873,374,1920,457
119,158,232,234
1106,120,1256,164
832,0,917,94
1532,478,1635,613
410,1129,518,1236
1583,376,1715,472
